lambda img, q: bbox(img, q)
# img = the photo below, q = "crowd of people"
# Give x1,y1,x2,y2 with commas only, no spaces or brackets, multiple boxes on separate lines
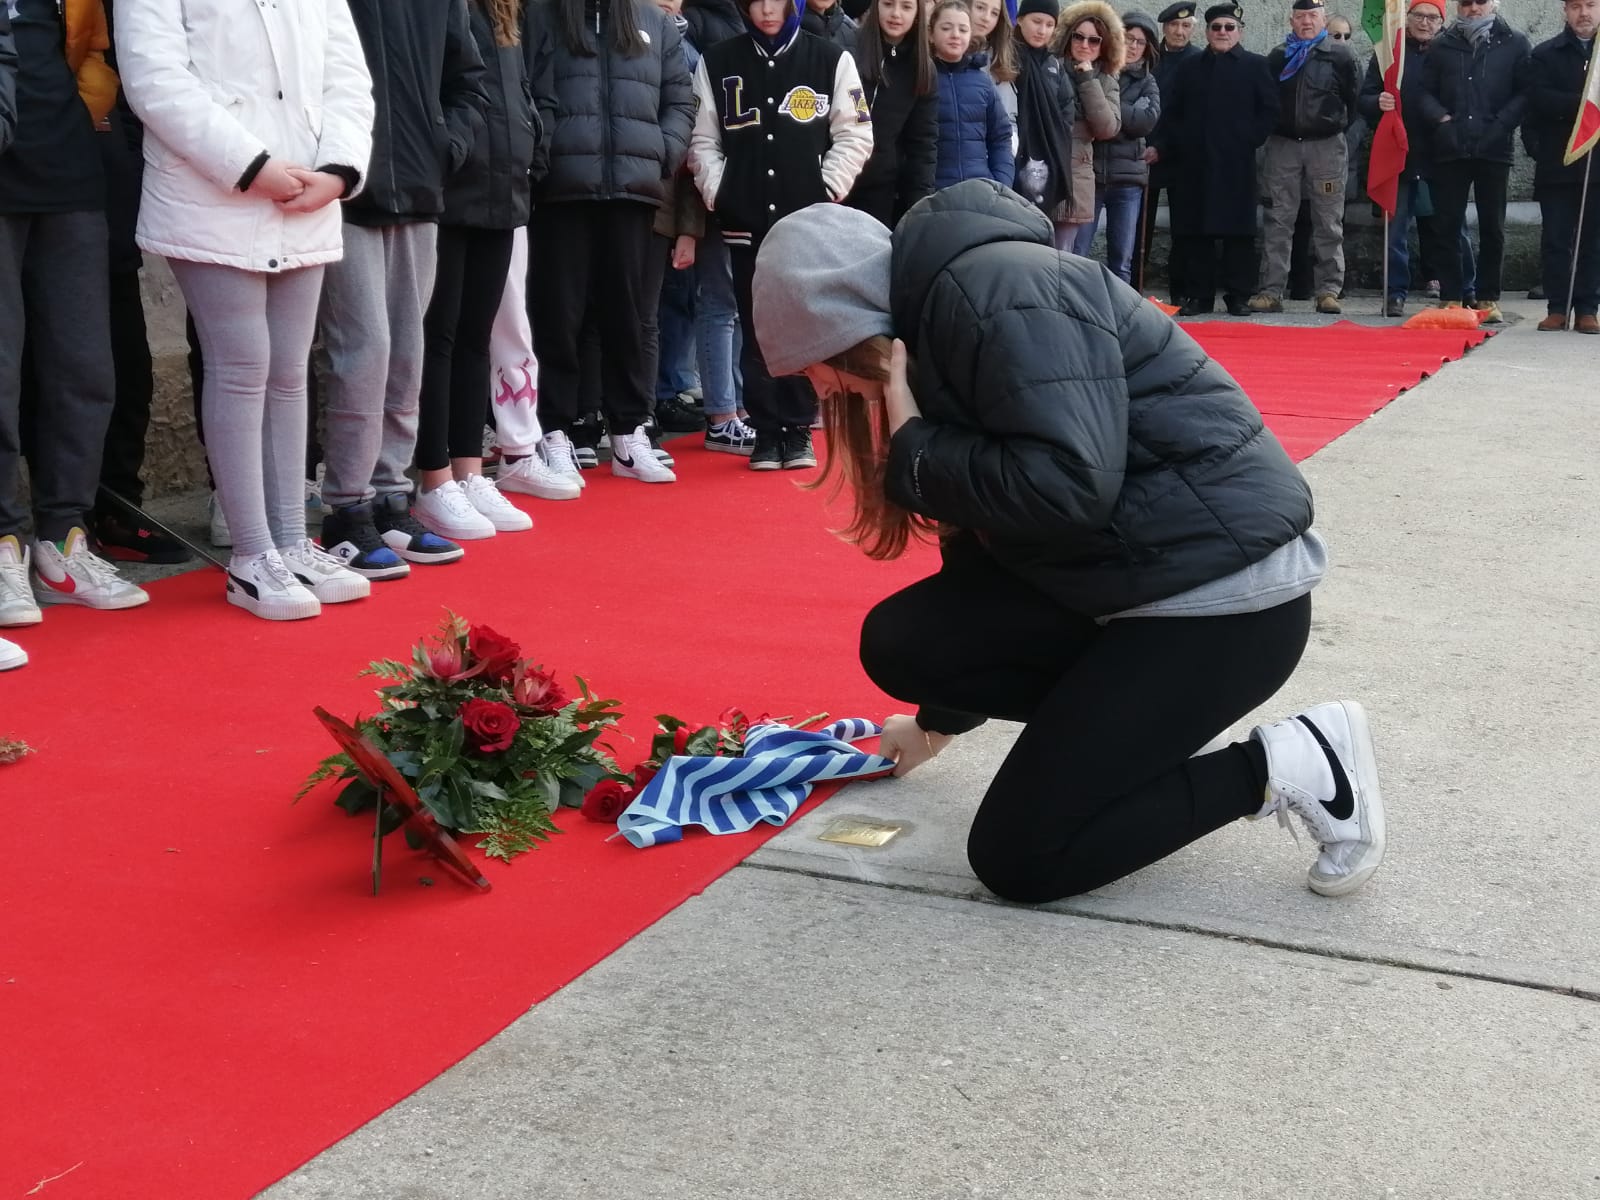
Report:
0,0,1595,670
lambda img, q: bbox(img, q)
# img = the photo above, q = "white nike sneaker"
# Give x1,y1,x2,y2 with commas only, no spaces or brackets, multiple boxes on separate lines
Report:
1251,700,1386,897
0,635,25,671
461,474,533,531
0,535,42,627
412,480,497,540
226,549,322,621
539,431,586,490
31,528,151,610
497,452,581,501
609,426,677,483
280,538,371,604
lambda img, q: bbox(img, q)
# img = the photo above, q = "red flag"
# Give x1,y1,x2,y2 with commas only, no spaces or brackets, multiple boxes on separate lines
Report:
1365,0,1409,215
1564,41,1600,164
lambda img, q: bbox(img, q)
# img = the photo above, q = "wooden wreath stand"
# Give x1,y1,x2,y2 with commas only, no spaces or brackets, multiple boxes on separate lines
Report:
313,707,492,896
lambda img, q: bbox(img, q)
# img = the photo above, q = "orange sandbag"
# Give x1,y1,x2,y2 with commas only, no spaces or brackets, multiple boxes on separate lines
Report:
1146,296,1180,315
1401,305,1486,329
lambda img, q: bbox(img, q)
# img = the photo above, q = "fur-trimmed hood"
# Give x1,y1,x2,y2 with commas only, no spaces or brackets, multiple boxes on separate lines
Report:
1050,0,1126,73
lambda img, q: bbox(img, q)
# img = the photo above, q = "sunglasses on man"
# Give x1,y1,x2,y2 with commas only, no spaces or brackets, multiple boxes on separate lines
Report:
1208,20,1238,30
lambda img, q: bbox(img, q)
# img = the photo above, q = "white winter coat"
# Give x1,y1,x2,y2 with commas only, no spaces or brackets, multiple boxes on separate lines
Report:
115,0,375,272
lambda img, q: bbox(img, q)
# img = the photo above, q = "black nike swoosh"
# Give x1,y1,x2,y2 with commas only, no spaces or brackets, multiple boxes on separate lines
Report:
614,452,635,468
1296,714,1355,822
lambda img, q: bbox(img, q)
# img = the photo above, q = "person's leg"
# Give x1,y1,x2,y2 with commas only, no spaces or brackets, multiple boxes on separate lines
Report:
260,265,326,549
622,230,671,433
371,222,439,499
1386,180,1415,304
23,212,117,541
1255,137,1299,300
417,223,470,477
1052,221,1082,253
318,224,392,507
445,228,515,469
1287,198,1314,300
0,216,29,542
655,249,698,403
694,225,740,424
1540,187,1578,318
965,596,1311,902
1220,236,1256,310
1070,190,1103,257
594,202,659,439
1307,134,1347,300
491,224,542,455
1104,185,1141,284
1429,159,1471,303
169,259,275,554
1177,235,1214,309
1574,182,1600,318
1472,158,1509,304
528,204,591,438
97,267,154,506
729,242,780,437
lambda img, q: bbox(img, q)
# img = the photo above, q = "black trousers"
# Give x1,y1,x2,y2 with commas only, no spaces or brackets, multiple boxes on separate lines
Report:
858,538,1310,903
97,268,156,506
1539,183,1600,317
1140,172,1179,298
1176,234,1256,308
729,243,817,433
417,224,514,470
528,200,654,436
1431,158,1509,303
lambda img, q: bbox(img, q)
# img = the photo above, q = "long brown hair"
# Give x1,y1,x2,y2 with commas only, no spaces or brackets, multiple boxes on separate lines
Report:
807,336,939,561
480,0,523,46
970,0,1018,83
857,0,936,96
557,0,647,56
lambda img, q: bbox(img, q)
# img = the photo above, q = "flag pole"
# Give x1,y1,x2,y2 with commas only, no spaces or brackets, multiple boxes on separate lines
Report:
1564,149,1594,331
1382,210,1391,315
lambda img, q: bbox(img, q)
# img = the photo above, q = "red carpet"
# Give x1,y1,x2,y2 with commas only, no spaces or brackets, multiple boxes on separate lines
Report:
0,320,1485,1198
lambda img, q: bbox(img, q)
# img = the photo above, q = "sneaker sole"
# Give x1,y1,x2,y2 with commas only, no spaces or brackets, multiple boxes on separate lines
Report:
781,457,818,471
377,535,466,564
0,646,25,670
1307,700,1385,898
33,587,150,611
413,517,498,541
748,459,783,472
476,509,534,532
292,573,372,604
0,606,43,627
497,478,581,501
226,578,322,621
704,441,756,457
611,462,677,483
322,546,411,581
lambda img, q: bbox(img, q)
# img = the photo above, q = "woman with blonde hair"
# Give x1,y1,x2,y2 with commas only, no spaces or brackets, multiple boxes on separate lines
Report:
751,180,1384,905
1049,0,1121,250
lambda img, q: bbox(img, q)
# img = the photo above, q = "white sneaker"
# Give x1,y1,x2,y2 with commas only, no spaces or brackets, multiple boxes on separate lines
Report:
609,426,677,483
461,474,533,531
226,549,322,621
1251,701,1386,897
539,431,587,490
209,492,231,547
497,452,581,501
412,480,497,540
280,537,371,604
0,635,25,671
0,535,42,627
32,528,151,610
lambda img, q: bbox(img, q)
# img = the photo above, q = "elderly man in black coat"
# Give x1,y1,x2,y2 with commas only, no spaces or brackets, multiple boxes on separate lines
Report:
1156,2,1278,315
1139,1,1203,298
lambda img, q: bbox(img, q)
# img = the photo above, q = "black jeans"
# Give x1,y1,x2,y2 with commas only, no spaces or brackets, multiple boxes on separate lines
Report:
1431,158,1509,303
528,200,654,437
729,243,817,433
1175,235,1256,308
1141,173,1176,298
97,267,156,507
859,538,1311,903
1539,183,1600,317
417,225,514,470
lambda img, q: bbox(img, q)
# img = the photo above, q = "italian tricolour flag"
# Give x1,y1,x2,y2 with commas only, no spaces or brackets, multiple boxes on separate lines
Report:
1564,42,1600,164
1362,0,1409,215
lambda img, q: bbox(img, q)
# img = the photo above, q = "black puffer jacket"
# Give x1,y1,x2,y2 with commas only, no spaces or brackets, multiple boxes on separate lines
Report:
342,0,490,225
1265,38,1360,140
847,42,938,226
885,180,1313,617
1095,57,1159,188
1416,17,1532,165
532,0,695,206
683,0,744,51
443,4,544,229
1525,27,1591,192
801,2,858,53
0,12,16,158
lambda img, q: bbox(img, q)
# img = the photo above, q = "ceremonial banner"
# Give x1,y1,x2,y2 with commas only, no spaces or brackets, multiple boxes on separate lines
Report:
1363,0,1410,214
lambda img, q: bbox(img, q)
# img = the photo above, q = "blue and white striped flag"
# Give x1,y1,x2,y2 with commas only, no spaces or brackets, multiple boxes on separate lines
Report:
615,718,895,848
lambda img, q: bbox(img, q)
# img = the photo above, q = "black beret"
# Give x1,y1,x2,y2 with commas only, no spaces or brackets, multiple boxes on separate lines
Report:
1158,2,1196,19
1290,0,1324,9
1204,2,1242,20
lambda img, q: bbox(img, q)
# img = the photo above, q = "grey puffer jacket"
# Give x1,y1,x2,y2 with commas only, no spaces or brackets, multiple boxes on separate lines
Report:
531,0,696,206
885,180,1314,618
1095,59,1158,188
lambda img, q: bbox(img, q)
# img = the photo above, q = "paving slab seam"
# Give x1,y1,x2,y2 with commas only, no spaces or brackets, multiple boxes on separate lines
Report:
737,860,1600,1004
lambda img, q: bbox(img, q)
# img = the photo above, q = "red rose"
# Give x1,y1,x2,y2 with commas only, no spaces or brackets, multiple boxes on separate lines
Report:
468,624,521,683
632,763,659,791
581,779,633,823
460,698,520,753
672,725,691,755
513,664,568,715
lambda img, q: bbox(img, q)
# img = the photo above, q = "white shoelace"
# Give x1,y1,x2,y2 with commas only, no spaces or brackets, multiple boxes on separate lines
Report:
247,550,298,591
431,482,480,520
542,435,579,475
63,545,124,589
464,475,517,512
285,538,344,575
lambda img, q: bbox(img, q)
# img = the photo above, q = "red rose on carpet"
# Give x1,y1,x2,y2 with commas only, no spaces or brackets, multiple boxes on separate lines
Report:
581,779,632,823
460,698,520,753
632,763,659,791
513,664,568,715
469,624,521,683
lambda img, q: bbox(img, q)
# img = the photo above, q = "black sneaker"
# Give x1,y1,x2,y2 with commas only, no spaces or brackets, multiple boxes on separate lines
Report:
1385,296,1405,319
91,507,193,564
749,429,783,471
320,502,411,580
653,393,703,433
570,412,605,470
372,492,464,564
780,427,817,470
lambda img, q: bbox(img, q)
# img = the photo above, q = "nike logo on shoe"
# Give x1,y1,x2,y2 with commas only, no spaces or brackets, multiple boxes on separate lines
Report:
1296,714,1355,821
35,571,77,594
614,452,636,469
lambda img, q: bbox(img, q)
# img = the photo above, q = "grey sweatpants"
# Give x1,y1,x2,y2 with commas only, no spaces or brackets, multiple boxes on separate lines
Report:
170,259,325,557
1258,133,1347,300
0,211,115,541
319,221,439,508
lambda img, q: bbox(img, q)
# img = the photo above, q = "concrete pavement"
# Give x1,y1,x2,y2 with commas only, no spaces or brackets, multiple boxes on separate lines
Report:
253,296,1599,1198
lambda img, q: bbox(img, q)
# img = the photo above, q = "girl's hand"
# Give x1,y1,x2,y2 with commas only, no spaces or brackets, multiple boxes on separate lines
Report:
249,159,306,202
878,714,954,778
279,168,347,213
885,337,921,434
672,234,697,270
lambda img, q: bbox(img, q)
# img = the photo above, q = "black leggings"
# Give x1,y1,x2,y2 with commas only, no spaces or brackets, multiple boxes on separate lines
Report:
417,224,514,470
859,538,1311,903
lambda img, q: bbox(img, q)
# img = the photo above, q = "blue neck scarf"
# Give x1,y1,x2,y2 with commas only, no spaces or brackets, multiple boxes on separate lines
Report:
745,0,804,55
1279,28,1328,80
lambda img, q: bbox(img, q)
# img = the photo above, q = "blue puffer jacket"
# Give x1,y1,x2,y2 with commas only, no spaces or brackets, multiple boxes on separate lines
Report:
933,52,1014,189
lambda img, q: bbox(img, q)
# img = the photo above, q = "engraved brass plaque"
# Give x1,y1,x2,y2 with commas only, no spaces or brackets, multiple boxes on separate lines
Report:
817,817,906,848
